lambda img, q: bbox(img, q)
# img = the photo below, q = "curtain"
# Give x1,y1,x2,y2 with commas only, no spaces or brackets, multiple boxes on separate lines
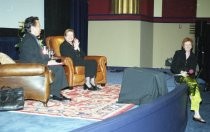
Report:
44,0,88,54
69,0,88,55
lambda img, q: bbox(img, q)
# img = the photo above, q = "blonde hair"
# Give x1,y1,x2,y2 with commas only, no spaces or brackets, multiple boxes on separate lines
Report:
64,29,75,36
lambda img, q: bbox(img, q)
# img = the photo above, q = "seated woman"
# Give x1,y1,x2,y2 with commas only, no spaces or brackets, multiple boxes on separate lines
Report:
171,37,206,123
60,29,100,91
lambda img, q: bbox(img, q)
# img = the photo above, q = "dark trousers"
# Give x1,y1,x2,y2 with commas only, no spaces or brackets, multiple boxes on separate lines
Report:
48,65,68,97
84,60,97,78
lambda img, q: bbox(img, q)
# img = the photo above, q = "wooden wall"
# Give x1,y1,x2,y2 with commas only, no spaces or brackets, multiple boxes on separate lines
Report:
88,0,209,22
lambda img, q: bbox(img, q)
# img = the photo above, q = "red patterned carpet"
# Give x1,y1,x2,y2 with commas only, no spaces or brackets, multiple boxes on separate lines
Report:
15,84,134,120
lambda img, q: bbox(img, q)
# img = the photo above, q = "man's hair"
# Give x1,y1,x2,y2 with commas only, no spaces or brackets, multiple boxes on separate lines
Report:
24,16,39,33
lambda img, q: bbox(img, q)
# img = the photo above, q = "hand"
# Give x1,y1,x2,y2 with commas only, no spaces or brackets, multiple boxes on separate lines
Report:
180,71,188,77
48,49,55,59
42,46,48,54
73,38,80,50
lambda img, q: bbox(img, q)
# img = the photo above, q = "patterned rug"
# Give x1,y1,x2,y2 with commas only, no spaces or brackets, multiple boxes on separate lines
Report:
15,84,134,120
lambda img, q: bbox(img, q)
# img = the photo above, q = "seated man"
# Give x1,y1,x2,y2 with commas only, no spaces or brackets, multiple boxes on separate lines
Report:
18,16,70,101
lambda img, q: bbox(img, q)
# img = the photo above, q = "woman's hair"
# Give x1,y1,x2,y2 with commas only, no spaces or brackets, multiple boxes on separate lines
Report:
64,28,75,36
24,16,39,33
181,37,194,50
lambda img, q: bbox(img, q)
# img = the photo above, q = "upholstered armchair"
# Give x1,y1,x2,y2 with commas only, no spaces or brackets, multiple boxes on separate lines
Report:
45,36,107,88
0,63,52,106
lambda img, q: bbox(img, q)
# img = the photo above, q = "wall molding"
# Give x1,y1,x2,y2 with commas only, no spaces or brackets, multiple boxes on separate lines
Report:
88,14,210,23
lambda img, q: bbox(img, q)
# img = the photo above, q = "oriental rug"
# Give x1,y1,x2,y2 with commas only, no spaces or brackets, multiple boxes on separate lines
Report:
14,84,134,120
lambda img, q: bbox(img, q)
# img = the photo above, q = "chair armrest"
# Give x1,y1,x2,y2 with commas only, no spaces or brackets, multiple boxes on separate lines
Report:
84,56,107,72
57,56,74,72
58,56,85,74
0,63,47,76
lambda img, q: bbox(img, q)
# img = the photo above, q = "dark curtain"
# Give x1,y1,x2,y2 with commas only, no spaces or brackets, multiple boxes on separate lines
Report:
44,0,88,54
69,0,88,55
0,37,20,60
44,0,71,37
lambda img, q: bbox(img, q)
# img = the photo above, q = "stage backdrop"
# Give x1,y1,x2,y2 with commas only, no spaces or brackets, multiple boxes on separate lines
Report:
44,0,88,54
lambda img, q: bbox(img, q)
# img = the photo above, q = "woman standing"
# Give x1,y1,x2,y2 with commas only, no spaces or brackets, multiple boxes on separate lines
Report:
171,37,206,123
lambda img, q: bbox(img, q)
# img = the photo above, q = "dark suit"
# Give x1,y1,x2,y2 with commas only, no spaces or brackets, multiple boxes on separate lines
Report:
60,40,97,78
170,50,202,112
19,33,68,97
171,49,197,75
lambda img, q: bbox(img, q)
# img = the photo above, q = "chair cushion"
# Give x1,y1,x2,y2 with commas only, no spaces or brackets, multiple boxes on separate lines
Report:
0,52,15,64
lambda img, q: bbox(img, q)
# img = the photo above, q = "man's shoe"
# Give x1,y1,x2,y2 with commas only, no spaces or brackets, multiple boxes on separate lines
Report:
51,95,71,101
62,86,73,90
61,95,71,101
51,95,63,101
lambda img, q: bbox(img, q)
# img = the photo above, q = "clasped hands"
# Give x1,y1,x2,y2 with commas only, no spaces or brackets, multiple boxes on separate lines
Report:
73,38,80,51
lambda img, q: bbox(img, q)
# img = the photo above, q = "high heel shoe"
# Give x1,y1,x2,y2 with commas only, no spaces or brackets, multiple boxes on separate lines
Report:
193,117,206,123
83,83,97,91
90,83,101,90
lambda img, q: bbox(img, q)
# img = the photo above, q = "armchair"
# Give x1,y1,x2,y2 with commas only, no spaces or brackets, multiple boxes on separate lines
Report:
45,36,107,88
0,63,52,106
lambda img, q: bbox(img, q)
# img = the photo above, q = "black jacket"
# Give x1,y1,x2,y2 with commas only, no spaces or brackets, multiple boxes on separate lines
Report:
60,40,86,66
19,33,50,64
171,50,197,75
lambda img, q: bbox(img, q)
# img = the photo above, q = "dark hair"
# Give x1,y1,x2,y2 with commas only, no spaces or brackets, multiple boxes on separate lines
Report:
24,16,39,33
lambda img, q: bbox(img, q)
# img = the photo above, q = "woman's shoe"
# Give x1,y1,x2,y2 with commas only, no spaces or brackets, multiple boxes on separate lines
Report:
83,83,91,90
90,83,101,90
193,117,206,123
83,83,96,91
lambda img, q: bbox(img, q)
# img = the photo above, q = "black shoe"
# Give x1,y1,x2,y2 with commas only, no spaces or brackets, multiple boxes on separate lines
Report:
61,95,71,101
83,83,97,91
51,95,71,101
90,84,101,90
62,86,73,90
193,117,206,123
51,95,63,101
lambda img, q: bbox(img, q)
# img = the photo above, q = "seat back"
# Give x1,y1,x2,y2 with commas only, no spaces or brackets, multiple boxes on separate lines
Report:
48,36,64,56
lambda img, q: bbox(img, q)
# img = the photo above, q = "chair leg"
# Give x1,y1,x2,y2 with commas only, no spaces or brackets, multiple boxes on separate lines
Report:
69,86,73,90
43,102,48,107
101,83,106,87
